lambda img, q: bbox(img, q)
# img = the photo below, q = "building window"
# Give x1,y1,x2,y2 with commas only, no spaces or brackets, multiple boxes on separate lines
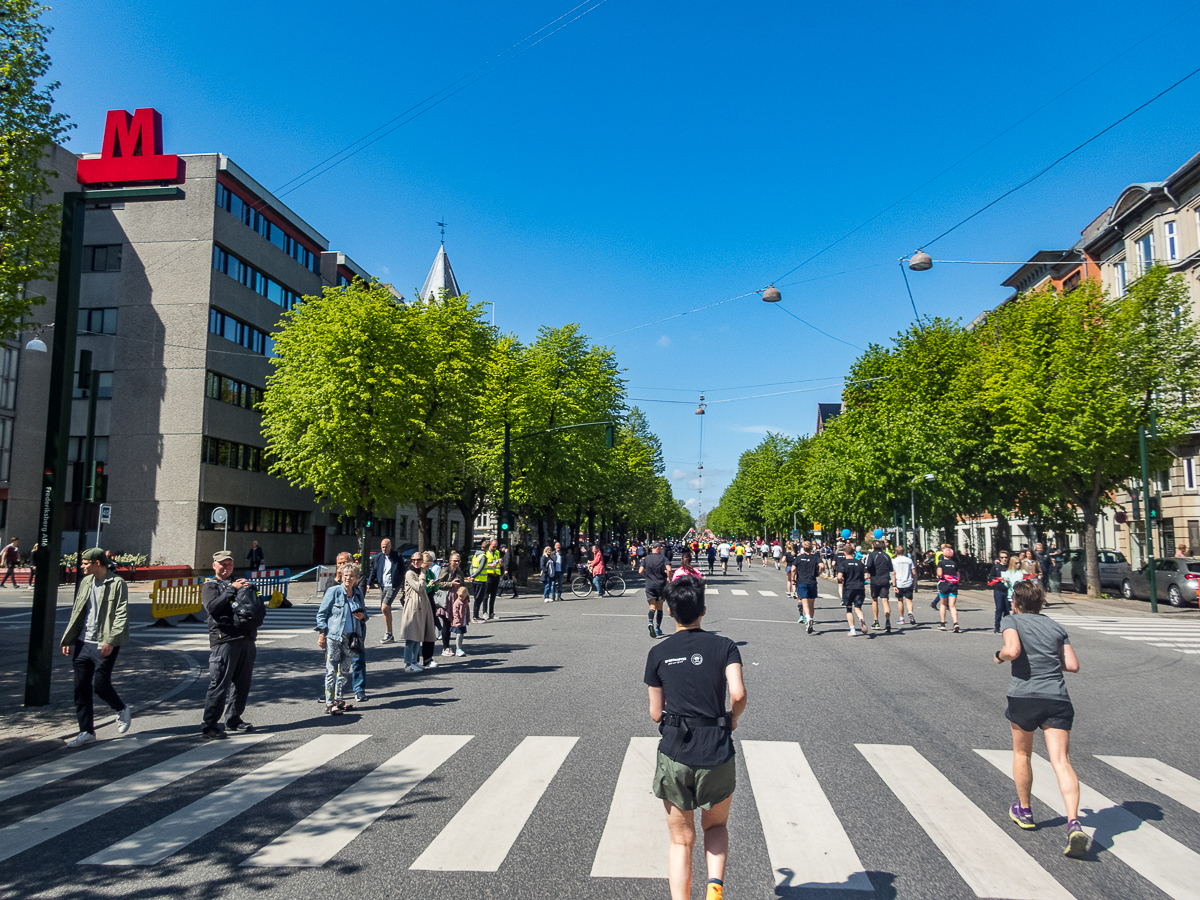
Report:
212,245,305,311
1136,232,1155,275
78,308,118,335
68,436,110,463
1186,457,1196,491
71,371,112,399
1166,221,1178,261
1113,259,1127,297
334,514,396,537
85,245,122,272
0,416,11,481
201,436,265,472
205,371,263,411
198,501,308,534
208,308,274,357
1158,468,1171,493
0,347,17,411
215,183,321,274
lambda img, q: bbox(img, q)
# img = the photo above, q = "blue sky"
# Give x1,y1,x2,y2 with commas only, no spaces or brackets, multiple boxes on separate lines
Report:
45,0,1200,517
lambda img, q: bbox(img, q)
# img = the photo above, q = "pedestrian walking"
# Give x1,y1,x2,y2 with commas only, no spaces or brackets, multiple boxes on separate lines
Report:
369,538,402,644
483,538,502,619
200,549,263,739
433,551,466,656
330,551,369,701
449,585,471,656
891,545,917,626
640,541,672,639
59,547,132,746
936,544,961,633
421,551,442,668
469,540,489,621
987,550,1016,633
0,536,19,587
316,563,367,714
995,580,1088,858
550,541,565,600
28,542,38,587
246,539,265,572
645,575,747,900
541,546,555,602
400,553,436,672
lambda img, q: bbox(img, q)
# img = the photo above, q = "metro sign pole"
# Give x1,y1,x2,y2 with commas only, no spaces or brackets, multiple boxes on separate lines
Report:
25,109,185,706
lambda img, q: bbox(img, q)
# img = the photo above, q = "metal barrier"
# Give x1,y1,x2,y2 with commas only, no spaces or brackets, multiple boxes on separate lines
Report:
315,566,339,599
148,577,204,628
248,568,290,601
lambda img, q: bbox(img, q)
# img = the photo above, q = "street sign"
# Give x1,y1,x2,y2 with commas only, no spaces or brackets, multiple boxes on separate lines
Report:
99,504,112,525
791,529,800,540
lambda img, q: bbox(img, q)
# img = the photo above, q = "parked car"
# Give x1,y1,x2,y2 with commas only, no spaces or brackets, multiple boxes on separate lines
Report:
1060,548,1131,592
1121,557,1200,607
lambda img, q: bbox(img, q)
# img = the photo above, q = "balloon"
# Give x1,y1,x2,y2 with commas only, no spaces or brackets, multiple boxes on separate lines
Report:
873,528,884,539
841,528,851,539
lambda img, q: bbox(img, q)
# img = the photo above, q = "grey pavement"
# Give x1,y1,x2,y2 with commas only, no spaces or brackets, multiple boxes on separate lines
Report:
0,563,1196,899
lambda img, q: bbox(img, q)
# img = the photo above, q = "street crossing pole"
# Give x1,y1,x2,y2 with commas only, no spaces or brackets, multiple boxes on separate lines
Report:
1138,424,1159,614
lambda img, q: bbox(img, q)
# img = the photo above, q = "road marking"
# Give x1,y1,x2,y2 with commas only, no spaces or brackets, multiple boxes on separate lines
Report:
1095,755,1200,816
861,744,1073,900
729,618,796,624
0,734,170,804
743,740,871,891
707,588,719,594
730,589,749,596
581,614,646,617
977,750,1200,900
591,737,670,878
242,734,472,867
758,590,779,597
411,735,578,872
80,734,368,866
0,735,268,863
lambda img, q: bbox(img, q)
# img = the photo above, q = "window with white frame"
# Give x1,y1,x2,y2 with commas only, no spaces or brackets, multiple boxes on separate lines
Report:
1166,221,1178,261
1136,232,1155,274
1187,457,1197,491
1113,259,1127,296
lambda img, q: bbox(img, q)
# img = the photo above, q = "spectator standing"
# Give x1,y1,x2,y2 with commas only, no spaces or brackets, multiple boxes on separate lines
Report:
246,540,265,572
449,585,472,656
200,550,261,739
590,542,608,596
501,543,518,598
369,538,402,644
433,552,466,656
421,551,442,668
59,548,132,746
469,540,489,621
400,553,435,672
0,537,19,587
541,547,556,602
316,563,367,714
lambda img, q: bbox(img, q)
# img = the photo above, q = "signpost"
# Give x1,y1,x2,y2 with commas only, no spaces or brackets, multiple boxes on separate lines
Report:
96,504,111,549
24,108,186,707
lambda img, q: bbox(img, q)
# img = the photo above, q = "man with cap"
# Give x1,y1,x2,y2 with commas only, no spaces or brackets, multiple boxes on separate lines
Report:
60,547,132,746
200,549,260,739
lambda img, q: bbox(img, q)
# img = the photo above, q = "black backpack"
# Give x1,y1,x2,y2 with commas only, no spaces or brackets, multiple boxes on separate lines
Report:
229,584,266,630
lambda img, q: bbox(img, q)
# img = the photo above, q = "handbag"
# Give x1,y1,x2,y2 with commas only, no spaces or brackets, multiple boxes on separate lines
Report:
346,631,364,656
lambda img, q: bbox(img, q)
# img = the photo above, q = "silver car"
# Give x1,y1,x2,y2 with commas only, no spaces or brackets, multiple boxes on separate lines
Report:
1121,557,1200,608
1061,549,1131,592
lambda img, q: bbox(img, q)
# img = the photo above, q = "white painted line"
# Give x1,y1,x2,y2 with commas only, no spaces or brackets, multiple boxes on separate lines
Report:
590,737,670,878
707,588,719,594
242,734,472,867
581,614,646,618
1095,756,1200,816
860,745,1073,900
0,736,268,863
411,735,577,872
977,750,1200,900
758,591,779,597
728,618,796,624
80,734,368,865
730,590,749,596
0,734,171,804
744,741,871,891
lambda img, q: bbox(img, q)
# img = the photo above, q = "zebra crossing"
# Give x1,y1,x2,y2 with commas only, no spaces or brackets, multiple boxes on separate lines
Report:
2,732,1198,897
1047,614,1200,654
134,606,319,651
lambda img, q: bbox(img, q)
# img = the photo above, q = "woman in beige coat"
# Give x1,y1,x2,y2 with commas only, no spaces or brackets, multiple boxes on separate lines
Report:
400,555,436,672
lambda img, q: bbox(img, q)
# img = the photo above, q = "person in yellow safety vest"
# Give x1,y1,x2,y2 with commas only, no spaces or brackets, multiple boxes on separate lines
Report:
477,539,502,621
469,542,489,621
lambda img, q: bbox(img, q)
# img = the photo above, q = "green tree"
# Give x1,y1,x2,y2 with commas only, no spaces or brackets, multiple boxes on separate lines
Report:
980,269,1200,595
0,0,73,337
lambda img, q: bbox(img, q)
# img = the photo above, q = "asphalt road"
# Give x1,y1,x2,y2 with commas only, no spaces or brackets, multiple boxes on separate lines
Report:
1,561,1198,900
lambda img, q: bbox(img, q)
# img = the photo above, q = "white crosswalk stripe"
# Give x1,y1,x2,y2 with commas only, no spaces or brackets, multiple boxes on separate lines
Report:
3,730,1200,895
1047,614,1200,654
758,590,778,597
861,744,1073,900
730,589,748,596
81,734,367,866
977,749,1200,900
136,607,321,649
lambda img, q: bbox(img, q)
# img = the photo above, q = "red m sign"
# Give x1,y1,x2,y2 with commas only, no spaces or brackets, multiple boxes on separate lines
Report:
76,108,186,185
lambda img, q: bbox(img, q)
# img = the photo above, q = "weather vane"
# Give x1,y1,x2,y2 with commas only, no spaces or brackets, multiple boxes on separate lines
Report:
437,218,448,245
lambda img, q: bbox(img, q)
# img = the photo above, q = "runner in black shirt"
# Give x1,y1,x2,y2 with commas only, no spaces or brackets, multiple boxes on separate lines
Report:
645,575,746,900
936,543,961,633
865,540,894,633
793,541,820,633
639,542,672,639
838,546,869,636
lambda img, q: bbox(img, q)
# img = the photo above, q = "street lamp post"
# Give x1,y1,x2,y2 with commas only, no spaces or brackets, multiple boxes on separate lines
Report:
910,473,935,555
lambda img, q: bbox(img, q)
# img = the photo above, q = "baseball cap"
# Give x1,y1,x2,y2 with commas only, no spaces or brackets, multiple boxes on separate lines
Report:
82,548,107,561
213,550,234,562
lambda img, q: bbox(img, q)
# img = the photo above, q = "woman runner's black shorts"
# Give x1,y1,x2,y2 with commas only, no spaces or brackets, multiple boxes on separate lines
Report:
1005,696,1075,732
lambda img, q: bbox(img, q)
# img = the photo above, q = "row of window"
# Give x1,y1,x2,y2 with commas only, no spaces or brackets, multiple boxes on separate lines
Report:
201,436,265,472
333,516,396,537
208,308,275,357
198,502,309,534
212,246,306,312
216,184,321,275
79,308,118,335
205,371,263,411
0,348,16,412
1113,211,1199,296
68,436,110,463
71,371,113,399
86,245,122,272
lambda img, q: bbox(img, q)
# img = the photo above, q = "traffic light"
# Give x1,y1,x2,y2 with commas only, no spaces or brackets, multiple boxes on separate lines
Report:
500,514,510,532
1148,496,1161,519
91,461,107,503
605,424,615,449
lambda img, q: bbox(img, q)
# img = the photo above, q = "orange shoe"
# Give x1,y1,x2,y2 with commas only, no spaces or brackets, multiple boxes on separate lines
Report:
706,881,724,900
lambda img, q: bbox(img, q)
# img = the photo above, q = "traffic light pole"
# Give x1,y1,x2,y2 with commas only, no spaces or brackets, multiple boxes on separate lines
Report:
1138,424,1159,614
73,355,100,589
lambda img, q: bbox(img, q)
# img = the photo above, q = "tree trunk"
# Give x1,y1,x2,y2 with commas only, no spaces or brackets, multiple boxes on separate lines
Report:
571,504,582,548
995,511,1011,554
1081,496,1101,599
587,507,596,543
415,499,429,553
544,505,557,548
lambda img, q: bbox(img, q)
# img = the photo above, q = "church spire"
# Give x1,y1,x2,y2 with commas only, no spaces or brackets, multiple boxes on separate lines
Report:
420,244,461,303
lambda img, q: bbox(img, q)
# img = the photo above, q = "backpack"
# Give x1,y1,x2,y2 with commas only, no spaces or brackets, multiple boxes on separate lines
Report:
229,584,266,630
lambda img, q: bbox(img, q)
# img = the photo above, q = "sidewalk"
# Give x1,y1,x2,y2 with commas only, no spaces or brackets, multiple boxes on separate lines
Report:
0,621,193,769
916,579,1200,620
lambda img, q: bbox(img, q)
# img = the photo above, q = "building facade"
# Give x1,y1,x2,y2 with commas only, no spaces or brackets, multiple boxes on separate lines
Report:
6,143,467,570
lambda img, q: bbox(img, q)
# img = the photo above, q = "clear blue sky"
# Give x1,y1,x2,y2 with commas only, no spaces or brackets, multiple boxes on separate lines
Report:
45,0,1200,519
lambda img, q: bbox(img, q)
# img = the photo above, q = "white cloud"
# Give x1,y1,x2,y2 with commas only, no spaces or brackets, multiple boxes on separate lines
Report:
732,425,793,436
378,265,391,275
657,335,672,347
670,468,689,480
684,498,698,508
687,477,703,489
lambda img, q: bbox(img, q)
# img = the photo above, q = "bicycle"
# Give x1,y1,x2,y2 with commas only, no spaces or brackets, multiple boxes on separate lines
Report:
570,570,626,598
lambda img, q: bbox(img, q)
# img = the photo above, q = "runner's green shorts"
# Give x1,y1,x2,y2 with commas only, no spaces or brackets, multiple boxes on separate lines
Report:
652,751,736,810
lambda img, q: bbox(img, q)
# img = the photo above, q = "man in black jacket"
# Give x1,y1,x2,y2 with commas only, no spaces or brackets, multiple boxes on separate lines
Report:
369,538,402,644
200,549,259,739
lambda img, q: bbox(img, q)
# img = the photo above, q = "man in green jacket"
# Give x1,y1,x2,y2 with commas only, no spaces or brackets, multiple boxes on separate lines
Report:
60,547,131,747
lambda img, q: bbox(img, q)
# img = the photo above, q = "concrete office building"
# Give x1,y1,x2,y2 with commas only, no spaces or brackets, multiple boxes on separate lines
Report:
6,142,466,570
